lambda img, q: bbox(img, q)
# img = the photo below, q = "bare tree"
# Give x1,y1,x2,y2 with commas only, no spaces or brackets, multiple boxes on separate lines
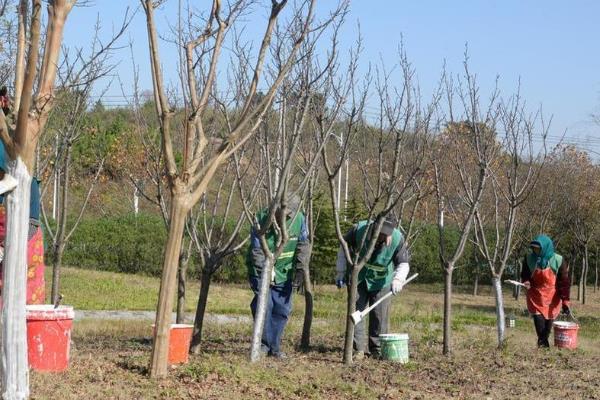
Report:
317,44,438,364
188,153,261,353
37,11,132,304
472,89,549,347
570,160,599,305
239,27,340,360
594,245,598,293
433,56,498,355
124,45,195,325
0,1,76,397
0,8,17,87
140,0,320,377
538,146,599,304
296,125,323,350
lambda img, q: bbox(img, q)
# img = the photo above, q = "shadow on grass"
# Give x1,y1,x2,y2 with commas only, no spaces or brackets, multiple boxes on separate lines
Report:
128,337,152,347
294,342,342,354
115,359,149,376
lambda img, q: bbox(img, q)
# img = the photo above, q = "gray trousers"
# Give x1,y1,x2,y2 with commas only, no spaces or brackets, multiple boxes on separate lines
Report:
353,280,390,354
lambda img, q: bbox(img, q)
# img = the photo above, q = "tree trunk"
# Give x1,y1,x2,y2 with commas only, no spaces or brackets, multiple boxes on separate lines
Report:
594,248,598,293
570,252,576,296
472,263,479,296
149,196,188,378
582,244,588,305
577,255,584,302
190,267,212,354
176,246,190,324
51,144,71,303
443,264,453,355
249,255,275,362
492,275,506,348
51,242,65,304
300,261,313,351
1,158,31,399
343,266,359,365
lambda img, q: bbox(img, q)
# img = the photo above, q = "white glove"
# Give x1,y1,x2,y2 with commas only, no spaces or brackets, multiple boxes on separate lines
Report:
391,262,409,295
391,278,404,295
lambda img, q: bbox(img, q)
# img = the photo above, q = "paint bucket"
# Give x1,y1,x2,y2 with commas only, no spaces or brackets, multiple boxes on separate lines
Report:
26,305,74,372
553,321,579,349
506,315,516,328
152,324,194,364
379,333,409,363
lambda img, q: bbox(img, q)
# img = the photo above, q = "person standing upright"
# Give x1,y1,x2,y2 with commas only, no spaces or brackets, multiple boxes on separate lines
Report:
521,234,571,347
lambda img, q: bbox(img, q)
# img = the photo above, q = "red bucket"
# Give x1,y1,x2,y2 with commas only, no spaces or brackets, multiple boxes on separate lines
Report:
26,305,74,372
152,324,194,364
553,321,579,349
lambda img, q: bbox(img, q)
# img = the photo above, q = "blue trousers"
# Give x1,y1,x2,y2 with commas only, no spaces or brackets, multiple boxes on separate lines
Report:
249,277,293,355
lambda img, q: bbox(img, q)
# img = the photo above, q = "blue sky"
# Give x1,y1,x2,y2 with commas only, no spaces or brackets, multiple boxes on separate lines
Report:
62,1,600,156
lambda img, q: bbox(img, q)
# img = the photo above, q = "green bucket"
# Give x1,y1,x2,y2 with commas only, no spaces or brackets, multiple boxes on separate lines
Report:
379,333,409,363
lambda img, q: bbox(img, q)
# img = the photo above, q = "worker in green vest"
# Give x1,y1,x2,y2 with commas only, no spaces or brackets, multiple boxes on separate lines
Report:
247,194,310,359
335,217,410,359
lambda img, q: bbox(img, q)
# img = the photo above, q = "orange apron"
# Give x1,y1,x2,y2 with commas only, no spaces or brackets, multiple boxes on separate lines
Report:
0,205,46,304
526,267,561,320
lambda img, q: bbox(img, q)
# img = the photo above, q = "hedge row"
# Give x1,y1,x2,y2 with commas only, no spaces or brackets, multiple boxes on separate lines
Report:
53,211,516,286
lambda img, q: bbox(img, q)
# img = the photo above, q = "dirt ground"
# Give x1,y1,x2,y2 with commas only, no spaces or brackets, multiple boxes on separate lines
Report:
30,317,600,398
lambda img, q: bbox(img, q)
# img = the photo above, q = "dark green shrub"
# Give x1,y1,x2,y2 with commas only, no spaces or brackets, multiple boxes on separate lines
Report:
60,213,167,276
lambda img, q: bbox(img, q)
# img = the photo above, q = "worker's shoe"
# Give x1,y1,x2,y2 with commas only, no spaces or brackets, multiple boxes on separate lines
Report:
354,351,365,361
269,351,287,359
369,351,381,360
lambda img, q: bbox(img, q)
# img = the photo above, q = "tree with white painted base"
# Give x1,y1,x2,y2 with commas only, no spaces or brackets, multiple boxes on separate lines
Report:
0,1,77,398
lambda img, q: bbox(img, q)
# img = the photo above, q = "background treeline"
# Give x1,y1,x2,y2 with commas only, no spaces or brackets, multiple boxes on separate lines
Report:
38,97,600,291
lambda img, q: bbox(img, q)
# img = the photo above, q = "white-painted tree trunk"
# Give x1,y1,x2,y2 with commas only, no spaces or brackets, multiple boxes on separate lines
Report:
1,158,31,400
249,257,274,362
133,187,139,216
492,276,506,348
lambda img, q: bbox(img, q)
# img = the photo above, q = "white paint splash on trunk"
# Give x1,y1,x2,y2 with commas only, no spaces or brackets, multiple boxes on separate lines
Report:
1,158,31,400
492,276,506,347
249,257,274,362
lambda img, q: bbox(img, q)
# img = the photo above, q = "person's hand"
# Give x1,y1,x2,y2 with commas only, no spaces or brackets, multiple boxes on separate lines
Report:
292,269,304,290
522,281,531,290
391,278,404,295
562,304,571,316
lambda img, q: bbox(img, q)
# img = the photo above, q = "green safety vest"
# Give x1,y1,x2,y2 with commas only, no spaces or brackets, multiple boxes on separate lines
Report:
526,253,563,274
247,210,304,284
353,220,402,292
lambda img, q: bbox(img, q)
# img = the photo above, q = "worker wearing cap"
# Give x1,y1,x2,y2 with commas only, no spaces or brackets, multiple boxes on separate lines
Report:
521,234,571,347
335,217,410,359
246,194,310,358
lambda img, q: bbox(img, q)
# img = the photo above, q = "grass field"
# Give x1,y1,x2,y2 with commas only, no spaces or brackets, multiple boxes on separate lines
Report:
30,268,600,399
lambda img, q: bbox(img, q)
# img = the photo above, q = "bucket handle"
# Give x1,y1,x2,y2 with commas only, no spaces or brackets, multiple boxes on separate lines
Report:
557,311,579,324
